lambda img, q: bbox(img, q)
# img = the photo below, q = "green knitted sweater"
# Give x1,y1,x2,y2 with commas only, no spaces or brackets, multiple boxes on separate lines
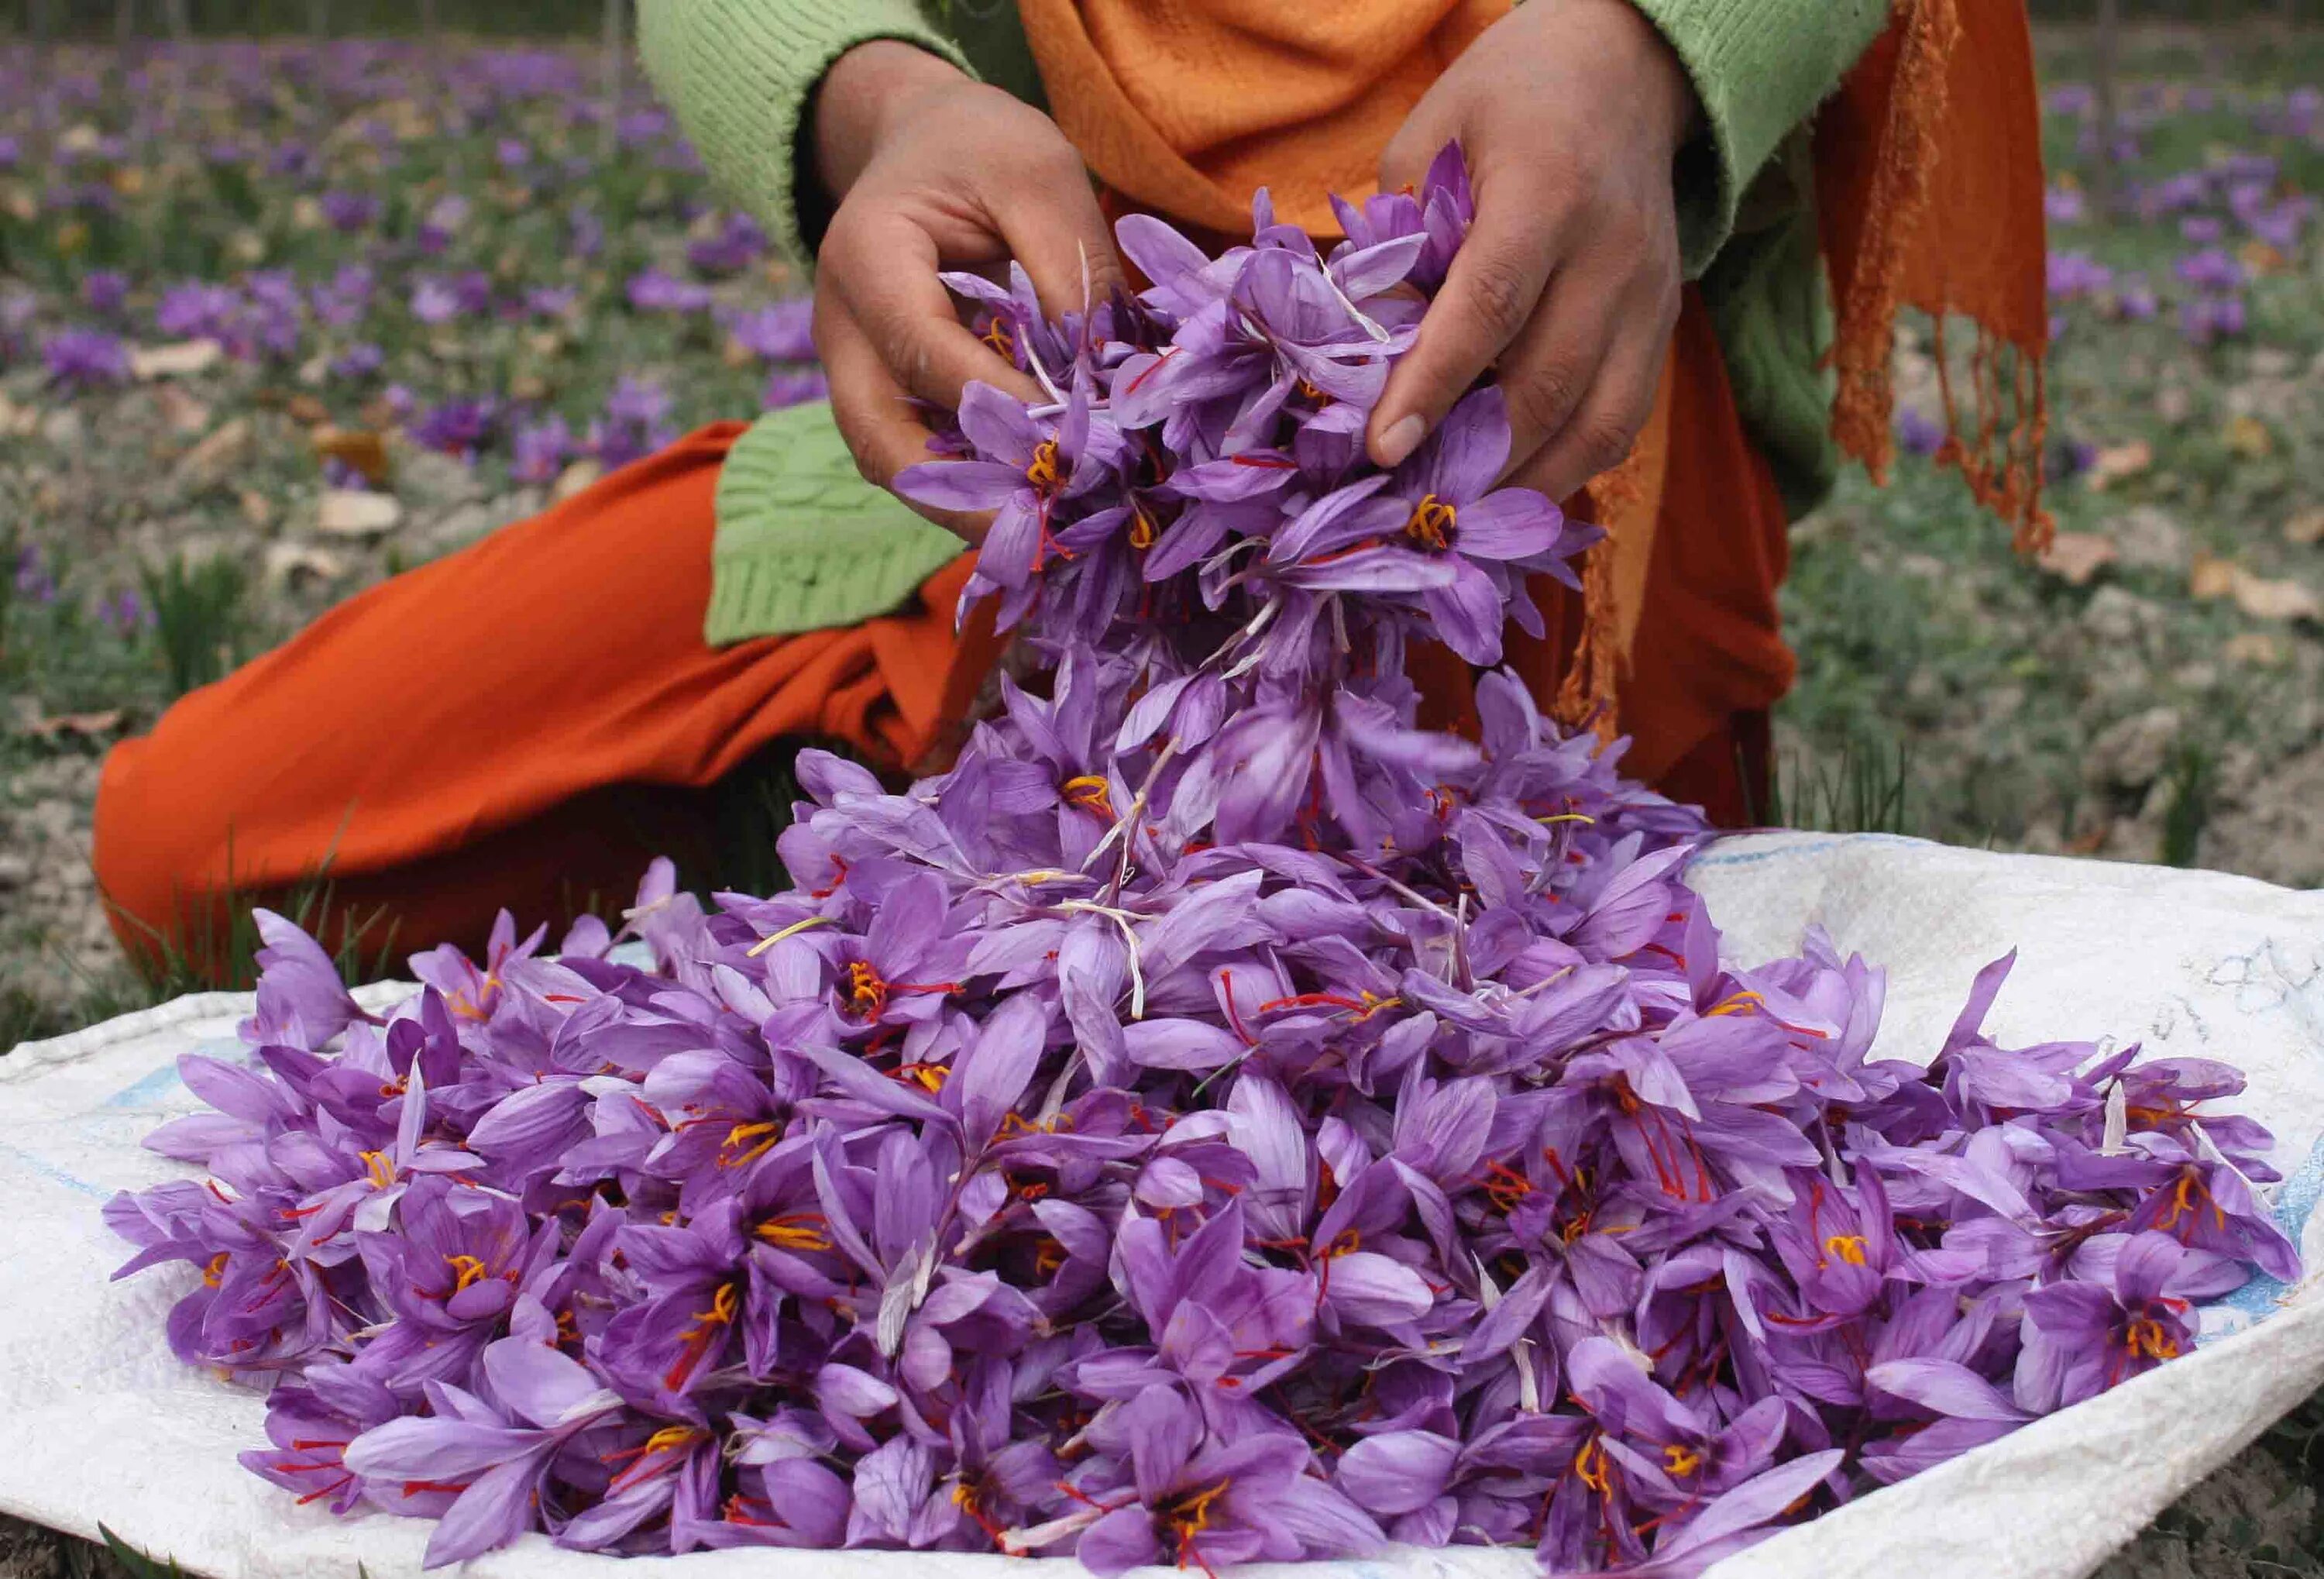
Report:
637,0,1887,647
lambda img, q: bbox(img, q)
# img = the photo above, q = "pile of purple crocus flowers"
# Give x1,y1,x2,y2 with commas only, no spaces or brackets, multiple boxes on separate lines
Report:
108,146,2297,1575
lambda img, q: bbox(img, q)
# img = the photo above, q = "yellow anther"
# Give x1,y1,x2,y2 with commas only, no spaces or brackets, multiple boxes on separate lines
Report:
1404,494,1456,549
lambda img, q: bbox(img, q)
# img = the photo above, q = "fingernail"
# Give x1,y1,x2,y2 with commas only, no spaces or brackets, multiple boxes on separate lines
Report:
1377,415,1425,468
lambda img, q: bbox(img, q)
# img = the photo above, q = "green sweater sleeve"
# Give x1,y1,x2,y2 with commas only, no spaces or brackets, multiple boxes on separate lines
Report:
1628,0,1889,276
635,0,971,267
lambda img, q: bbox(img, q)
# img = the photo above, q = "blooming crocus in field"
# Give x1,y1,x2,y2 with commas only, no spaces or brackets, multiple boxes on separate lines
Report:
687,210,768,275
626,268,712,315
12,545,57,606
2044,182,2087,225
411,398,500,462
524,284,579,320
42,328,131,388
318,190,380,232
2174,247,2247,291
1895,407,1944,456
2046,250,2114,301
725,299,815,362
328,342,384,382
416,193,469,253
156,281,242,340
95,587,150,638
510,415,573,485
761,368,828,410
81,269,129,316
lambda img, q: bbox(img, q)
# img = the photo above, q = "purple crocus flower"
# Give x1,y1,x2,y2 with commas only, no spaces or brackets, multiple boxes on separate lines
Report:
318,190,380,232
343,1325,623,1566
156,281,242,341
95,587,151,638
1064,1385,1378,1574
626,268,712,315
2016,1230,2241,1412
761,368,830,410
42,328,131,388
416,193,469,253
895,376,1120,590
328,342,385,382
411,398,500,462
82,269,129,316
510,415,574,484
687,211,768,275
725,299,815,362
13,545,58,605
101,134,2295,1576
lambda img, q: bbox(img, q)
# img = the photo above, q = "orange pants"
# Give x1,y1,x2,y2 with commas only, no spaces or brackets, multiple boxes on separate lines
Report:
93,424,1003,977
97,338,1783,980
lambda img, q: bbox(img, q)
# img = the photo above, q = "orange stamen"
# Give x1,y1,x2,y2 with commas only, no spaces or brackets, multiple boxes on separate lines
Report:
1061,774,1117,820
1823,1233,1868,1267
1404,494,1456,549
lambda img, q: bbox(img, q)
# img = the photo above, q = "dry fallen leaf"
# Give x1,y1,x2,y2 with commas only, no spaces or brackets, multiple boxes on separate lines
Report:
2223,631,2287,666
150,384,212,436
2284,507,2324,547
27,709,125,742
2037,531,2119,586
2084,440,2153,491
554,459,604,502
312,425,392,486
131,339,224,380
2231,573,2322,623
173,415,254,493
2188,554,2321,622
2240,239,2288,278
2223,414,2274,461
316,488,404,538
263,542,349,589
2188,553,2240,600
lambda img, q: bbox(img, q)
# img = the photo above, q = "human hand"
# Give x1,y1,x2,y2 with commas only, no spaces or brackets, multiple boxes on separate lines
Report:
811,41,1125,539
1366,0,1700,505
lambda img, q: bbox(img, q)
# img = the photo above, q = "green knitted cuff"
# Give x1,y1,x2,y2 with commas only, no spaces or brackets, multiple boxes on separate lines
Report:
638,0,973,270
1624,0,1887,277
705,401,968,646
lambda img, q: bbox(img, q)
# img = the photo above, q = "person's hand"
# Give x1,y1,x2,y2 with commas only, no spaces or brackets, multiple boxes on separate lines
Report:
811,41,1124,539
1366,0,1700,505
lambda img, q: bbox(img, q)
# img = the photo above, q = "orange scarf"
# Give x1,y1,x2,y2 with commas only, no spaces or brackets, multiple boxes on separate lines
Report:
1016,0,2050,750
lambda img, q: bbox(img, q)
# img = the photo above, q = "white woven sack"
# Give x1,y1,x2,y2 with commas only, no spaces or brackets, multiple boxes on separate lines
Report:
3,831,2321,1579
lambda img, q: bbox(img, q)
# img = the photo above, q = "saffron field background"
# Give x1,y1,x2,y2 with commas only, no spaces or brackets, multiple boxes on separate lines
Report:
1,16,2322,1579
